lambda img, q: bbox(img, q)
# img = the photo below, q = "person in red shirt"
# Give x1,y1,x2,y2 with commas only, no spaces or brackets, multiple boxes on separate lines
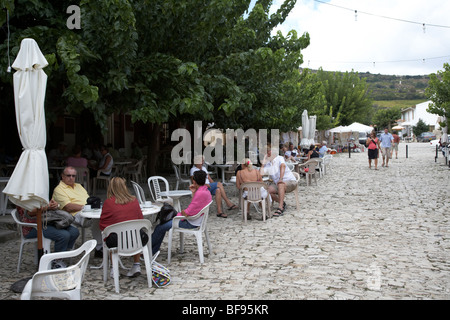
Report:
100,177,146,277
391,133,401,159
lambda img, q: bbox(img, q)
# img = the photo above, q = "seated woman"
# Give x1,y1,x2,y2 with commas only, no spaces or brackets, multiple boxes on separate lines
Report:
66,145,88,168
235,158,269,220
306,144,320,160
89,145,114,177
18,199,79,268
152,170,212,255
99,177,147,277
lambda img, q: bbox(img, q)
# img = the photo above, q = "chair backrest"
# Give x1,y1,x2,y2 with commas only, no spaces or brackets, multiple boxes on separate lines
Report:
147,176,170,202
11,208,35,239
292,172,300,183
172,164,181,180
194,201,213,233
102,219,152,256
24,240,96,299
240,182,268,202
74,166,90,192
131,180,146,205
304,159,317,171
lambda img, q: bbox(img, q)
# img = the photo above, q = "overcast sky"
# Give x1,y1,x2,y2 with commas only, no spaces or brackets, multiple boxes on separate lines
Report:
256,0,450,76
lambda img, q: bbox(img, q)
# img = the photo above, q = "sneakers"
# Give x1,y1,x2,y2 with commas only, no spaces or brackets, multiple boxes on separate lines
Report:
126,263,141,278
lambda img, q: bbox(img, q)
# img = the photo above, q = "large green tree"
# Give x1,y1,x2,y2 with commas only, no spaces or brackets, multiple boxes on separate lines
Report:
1,0,320,171
426,62,450,128
316,68,373,127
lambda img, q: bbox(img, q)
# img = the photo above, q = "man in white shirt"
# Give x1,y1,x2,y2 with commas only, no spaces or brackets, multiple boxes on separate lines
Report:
260,144,297,217
379,128,394,167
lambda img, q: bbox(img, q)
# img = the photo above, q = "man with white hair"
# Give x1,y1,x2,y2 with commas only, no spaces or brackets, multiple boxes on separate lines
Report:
260,144,297,217
319,141,329,158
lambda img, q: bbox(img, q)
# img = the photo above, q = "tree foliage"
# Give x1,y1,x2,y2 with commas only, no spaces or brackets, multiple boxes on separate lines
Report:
1,0,320,134
315,68,373,127
372,106,402,130
426,62,450,128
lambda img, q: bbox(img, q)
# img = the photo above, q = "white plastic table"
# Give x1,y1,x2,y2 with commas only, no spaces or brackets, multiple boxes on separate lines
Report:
159,190,192,212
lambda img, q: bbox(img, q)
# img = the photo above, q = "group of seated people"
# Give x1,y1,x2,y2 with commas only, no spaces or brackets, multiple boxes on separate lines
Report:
18,142,311,272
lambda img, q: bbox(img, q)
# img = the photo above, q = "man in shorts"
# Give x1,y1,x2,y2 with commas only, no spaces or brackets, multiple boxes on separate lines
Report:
260,144,297,217
391,132,400,159
379,128,394,167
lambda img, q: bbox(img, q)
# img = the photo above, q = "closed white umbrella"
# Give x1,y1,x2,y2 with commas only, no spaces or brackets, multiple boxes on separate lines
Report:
308,115,317,146
2,38,49,257
300,110,310,147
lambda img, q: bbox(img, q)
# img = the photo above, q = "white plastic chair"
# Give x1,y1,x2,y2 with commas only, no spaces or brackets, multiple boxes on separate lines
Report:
291,172,301,211
11,209,52,273
147,176,173,205
131,180,146,205
322,155,333,175
92,170,112,196
167,200,213,264
125,159,144,183
298,159,318,186
74,166,90,194
240,182,271,222
102,219,153,293
172,164,191,190
20,239,96,300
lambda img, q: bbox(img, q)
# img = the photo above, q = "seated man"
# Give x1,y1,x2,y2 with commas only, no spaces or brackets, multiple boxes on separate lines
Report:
260,144,297,217
52,166,103,256
318,141,329,158
17,199,79,268
190,155,237,218
151,170,212,255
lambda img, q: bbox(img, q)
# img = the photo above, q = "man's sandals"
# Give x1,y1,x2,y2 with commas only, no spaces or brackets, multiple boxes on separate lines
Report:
273,202,287,217
217,204,238,218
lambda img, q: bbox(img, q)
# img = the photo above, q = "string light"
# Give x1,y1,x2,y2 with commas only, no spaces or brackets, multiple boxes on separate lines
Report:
304,55,450,68
314,0,450,30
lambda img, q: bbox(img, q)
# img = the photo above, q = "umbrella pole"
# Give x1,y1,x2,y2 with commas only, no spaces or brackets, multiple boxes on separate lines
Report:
36,207,44,262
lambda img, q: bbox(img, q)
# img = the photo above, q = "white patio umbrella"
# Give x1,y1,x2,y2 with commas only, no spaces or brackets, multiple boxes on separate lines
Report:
2,38,49,257
308,115,317,146
300,110,310,147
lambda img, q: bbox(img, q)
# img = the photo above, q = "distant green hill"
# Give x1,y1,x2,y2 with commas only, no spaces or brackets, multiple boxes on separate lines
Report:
361,72,429,101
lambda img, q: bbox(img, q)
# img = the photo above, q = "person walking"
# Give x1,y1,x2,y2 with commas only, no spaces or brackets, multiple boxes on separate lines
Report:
391,132,400,159
366,131,381,170
379,128,394,167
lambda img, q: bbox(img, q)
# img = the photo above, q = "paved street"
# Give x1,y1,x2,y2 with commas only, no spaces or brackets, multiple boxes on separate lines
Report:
0,142,449,300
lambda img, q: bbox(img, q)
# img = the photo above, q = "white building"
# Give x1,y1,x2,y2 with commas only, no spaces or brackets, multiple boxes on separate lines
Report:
400,100,441,138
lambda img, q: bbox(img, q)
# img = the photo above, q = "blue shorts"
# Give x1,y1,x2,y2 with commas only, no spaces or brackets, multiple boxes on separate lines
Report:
208,182,219,195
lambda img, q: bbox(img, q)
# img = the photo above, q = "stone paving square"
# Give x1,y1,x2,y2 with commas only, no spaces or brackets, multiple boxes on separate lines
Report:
0,142,449,301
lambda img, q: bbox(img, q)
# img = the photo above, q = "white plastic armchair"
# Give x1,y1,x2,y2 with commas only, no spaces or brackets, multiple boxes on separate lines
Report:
131,180,147,205
167,200,213,264
298,159,318,186
172,164,191,190
322,155,333,175
102,219,154,293
240,182,271,222
11,209,52,273
20,239,96,300
147,176,173,205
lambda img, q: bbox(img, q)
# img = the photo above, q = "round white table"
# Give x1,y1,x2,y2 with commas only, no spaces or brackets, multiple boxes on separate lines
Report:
209,164,233,184
159,190,192,212
79,203,162,269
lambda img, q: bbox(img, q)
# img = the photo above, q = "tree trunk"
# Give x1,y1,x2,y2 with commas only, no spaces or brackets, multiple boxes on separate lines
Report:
147,123,160,177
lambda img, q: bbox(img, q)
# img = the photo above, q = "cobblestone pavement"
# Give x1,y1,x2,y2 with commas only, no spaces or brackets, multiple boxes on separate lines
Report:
1,142,449,300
